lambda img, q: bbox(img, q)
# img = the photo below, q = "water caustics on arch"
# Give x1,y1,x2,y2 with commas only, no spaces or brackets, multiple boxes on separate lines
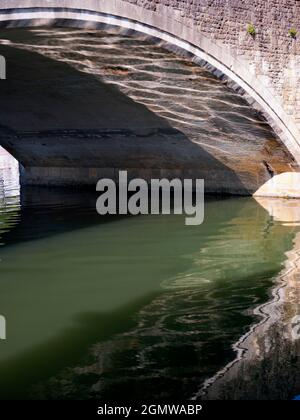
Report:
1,0,300,166
0,27,300,400
0,28,297,195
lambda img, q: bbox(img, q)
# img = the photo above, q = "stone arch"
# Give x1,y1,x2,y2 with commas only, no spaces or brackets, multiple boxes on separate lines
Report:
1,0,300,165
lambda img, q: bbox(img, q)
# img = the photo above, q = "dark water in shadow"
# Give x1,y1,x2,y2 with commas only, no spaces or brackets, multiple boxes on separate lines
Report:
0,151,299,400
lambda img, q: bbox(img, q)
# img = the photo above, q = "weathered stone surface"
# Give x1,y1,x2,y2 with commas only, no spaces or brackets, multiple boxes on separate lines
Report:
125,0,300,134
0,29,296,194
254,172,300,198
1,1,300,195
0,0,300,160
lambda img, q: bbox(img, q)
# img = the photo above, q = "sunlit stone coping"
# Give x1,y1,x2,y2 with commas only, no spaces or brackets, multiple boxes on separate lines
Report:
254,173,300,199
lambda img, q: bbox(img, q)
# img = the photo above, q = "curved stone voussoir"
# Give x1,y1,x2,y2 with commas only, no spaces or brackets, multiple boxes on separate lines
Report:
0,0,300,163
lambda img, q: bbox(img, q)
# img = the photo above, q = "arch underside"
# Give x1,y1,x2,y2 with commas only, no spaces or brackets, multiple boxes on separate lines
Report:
0,3,299,196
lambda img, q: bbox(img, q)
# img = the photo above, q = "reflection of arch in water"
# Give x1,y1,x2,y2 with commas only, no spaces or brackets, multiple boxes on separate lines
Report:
0,148,20,243
0,148,20,199
12,197,297,400
199,198,300,400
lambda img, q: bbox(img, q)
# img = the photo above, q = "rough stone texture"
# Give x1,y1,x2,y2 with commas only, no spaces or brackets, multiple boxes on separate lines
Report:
125,0,300,128
1,1,300,195
254,172,300,198
0,0,300,161
2,29,296,195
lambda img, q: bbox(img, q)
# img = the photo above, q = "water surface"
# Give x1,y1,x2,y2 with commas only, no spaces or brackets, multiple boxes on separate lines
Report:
0,150,299,400
0,28,299,400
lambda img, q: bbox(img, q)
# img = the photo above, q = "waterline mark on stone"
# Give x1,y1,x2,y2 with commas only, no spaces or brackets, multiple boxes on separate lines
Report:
96,171,204,225
0,315,6,340
0,55,6,79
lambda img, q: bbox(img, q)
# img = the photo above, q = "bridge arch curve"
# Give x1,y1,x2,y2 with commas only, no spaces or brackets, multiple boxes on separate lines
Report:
1,0,300,166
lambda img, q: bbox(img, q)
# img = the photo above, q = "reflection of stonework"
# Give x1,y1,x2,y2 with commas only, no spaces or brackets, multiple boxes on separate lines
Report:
204,328,300,400
28,198,297,400
255,173,300,198
201,200,300,400
255,197,300,224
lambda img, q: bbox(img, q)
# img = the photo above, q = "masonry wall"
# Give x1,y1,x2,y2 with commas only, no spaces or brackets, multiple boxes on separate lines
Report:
1,0,300,153
1,0,300,193
125,0,300,128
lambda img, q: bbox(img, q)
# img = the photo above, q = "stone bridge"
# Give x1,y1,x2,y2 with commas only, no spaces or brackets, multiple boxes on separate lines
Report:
0,0,300,195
